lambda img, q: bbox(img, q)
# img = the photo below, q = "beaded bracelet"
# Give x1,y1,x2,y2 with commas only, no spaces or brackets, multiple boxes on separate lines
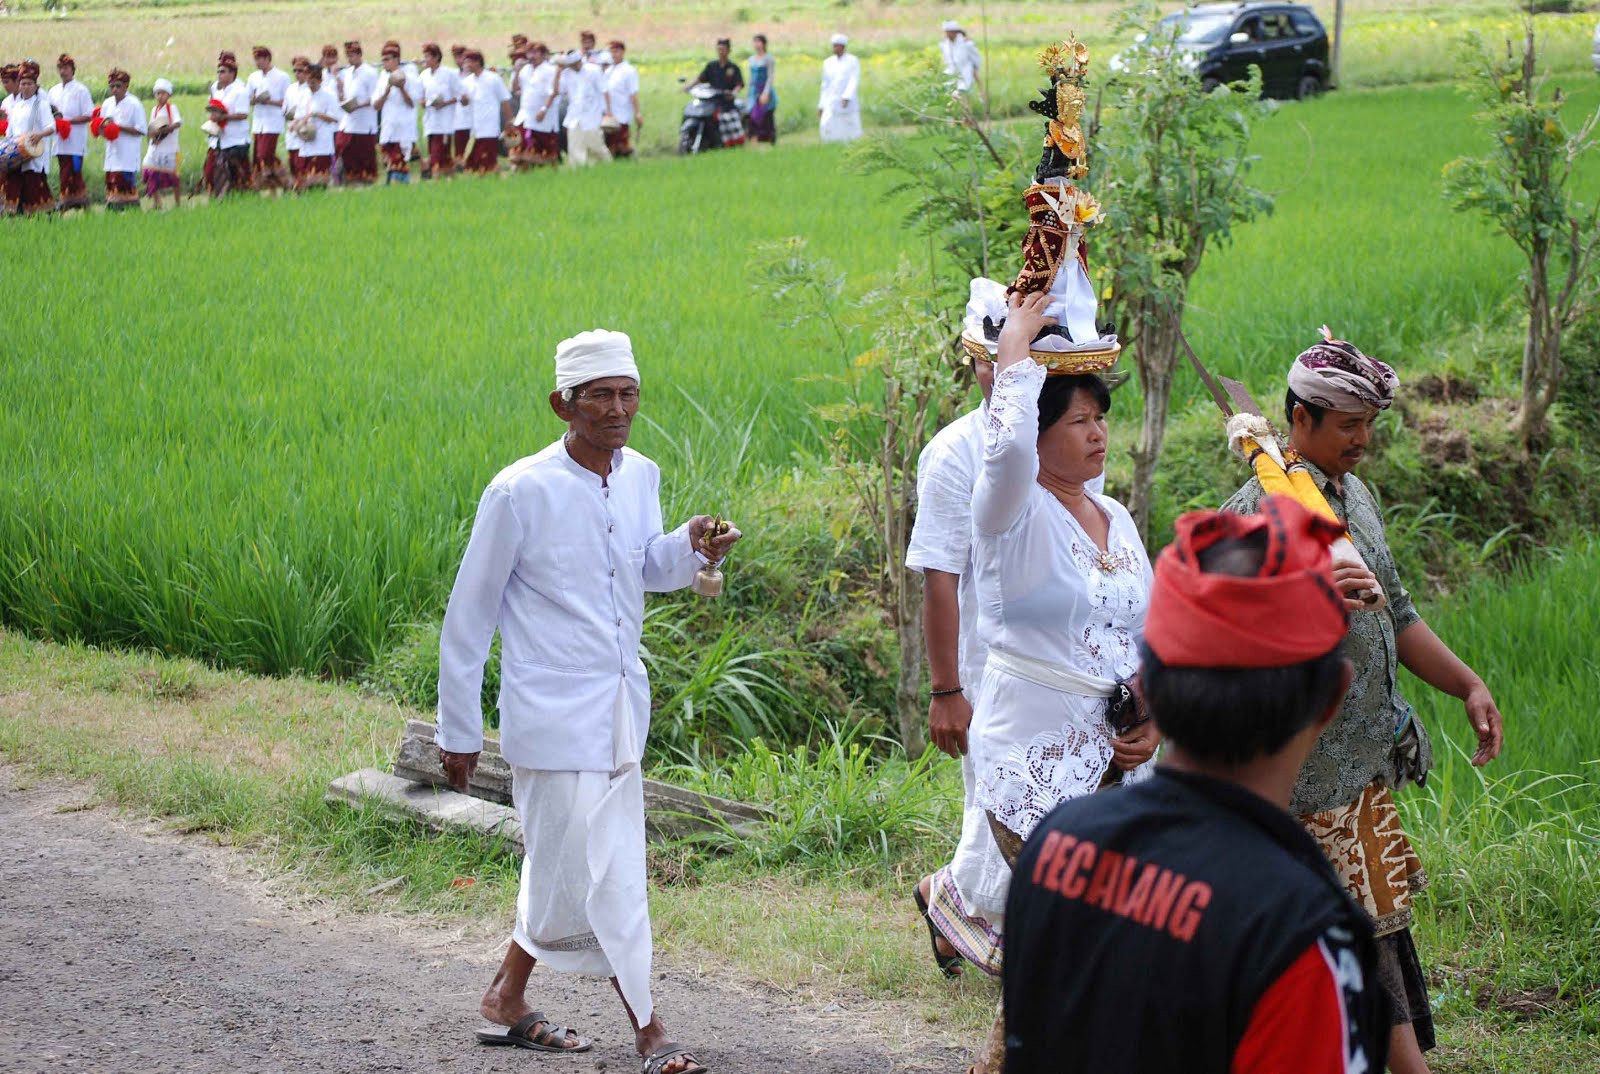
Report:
930,687,964,697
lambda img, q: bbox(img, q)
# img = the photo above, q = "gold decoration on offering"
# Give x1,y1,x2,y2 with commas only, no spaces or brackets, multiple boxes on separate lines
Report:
959,332,1122,372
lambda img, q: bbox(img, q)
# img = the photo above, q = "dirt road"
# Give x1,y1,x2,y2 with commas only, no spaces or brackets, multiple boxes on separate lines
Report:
0,771,964,1074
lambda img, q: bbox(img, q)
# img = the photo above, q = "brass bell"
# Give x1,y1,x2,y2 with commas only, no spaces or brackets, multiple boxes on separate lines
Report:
691,516,730,598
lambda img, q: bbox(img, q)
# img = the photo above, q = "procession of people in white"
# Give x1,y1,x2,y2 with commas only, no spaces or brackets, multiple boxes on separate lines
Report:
0,20,990,212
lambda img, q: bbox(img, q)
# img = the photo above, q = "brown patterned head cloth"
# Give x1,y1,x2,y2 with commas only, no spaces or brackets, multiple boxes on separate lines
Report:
57,53,75,69
18,61,41,82
107,67,131,84
321,44,339,59
1288,326,1399,413
252,45,271,59
217,51,238,70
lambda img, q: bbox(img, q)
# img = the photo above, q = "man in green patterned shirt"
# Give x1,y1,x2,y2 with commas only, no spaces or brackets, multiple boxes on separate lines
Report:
1224,331,1504,1074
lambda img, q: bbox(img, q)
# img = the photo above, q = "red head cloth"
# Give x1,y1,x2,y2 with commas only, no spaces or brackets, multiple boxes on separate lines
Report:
1144,496,1349,669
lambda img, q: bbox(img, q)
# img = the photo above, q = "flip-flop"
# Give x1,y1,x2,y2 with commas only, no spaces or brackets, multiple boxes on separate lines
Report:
643,1042,708,1074
913,883,964,978
475,1011,593,1053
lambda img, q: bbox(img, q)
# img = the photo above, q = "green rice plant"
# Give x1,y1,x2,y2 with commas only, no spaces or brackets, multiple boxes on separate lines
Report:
660,719,960,873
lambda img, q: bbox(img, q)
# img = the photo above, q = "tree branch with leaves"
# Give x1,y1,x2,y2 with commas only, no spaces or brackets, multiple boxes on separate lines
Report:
1443,19,1600,450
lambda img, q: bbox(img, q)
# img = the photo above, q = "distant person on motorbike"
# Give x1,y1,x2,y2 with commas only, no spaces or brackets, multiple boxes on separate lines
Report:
685,39,745,150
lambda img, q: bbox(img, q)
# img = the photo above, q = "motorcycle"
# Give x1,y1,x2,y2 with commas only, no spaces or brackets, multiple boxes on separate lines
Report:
677,82,746,155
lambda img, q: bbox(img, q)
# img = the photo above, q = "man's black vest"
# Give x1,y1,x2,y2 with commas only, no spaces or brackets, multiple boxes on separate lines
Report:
1003,768,1386,1073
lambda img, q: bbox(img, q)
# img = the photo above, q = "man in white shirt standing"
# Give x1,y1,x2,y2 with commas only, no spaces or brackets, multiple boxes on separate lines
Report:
940,20,983,96
419,43,462,179
247,45,290,191
8,61,55,214
48,53,93,210
817,33,861,143
450,44,473,170
603,40,640,159
282,57,312,185
459,50,510,175
515,42,561,167
336,40,380,185
98,67,145,210
205,51,253,198
437,330,733,1074
374,40,419,183
557,50,611,167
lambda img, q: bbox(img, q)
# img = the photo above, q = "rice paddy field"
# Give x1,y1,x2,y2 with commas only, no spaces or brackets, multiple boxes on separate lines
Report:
6,75,1599,674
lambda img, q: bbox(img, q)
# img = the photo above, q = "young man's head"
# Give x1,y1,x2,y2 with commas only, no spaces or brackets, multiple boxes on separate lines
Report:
580,30,597,52
422,42,442,69
550,331,642,454
253,46,272,72
153,77,173,105
107,68,130,100
943,20,963,42
56,54,75,83
307,69,323,91
1140,497,1352,771
321,45,339,68
2,65,20,97
530,43,550,65
1284,330,1397,480
344,41,364,65
381,43,402,71
609,41,626,65
216,51,238,86
292,56,311,82
451,44,467,65
716,38,731,61
462,50,485,75
831,34,848,57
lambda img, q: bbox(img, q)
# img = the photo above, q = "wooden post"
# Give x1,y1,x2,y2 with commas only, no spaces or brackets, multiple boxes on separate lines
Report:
1331,0,1345,89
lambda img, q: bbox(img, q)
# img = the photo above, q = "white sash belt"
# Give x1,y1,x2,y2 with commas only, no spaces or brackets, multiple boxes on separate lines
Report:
986,647,1115,698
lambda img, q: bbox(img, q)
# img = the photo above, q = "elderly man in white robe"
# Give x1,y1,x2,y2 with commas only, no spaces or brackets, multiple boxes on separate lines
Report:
436,329,734,1074
817,33,861,143
939,20,983,95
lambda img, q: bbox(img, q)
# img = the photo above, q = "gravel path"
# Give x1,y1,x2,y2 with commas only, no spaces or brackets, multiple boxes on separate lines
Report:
0,770,964,1074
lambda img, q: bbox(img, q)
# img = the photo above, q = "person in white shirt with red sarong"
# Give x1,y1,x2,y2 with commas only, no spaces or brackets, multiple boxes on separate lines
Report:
459,50,510,175
8,62,56,214
247,45,290,191
48,54,93,209
437,330,732,1074
603,41,640,158
449,45,473,169
336,40,380,185
97,67,145,209
292,68,339,191
205,51,253,197
281,58,312,186
418,43,462,179
374,41,419,183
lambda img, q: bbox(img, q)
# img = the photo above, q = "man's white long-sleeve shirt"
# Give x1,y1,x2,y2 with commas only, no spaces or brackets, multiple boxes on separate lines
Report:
435,441,701,771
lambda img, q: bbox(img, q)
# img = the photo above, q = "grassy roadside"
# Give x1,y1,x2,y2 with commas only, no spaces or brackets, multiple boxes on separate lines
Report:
2,618,1595,1069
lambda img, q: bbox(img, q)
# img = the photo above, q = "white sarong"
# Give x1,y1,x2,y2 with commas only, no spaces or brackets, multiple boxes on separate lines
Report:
949,648,1151,929
511,692,653,1024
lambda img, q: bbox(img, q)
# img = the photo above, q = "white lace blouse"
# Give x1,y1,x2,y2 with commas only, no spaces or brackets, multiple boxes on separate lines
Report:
971,359,1151,679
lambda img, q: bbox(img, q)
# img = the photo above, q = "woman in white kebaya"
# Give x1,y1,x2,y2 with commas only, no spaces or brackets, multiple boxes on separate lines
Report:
924,290,1159,974
142,77,182,207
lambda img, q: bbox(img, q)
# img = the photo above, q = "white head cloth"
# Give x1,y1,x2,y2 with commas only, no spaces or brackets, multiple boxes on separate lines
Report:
559,49,584,67
942,20,962,32
964,277,1008,354
153,77,174,95
830,33,849,46
555,330,640,392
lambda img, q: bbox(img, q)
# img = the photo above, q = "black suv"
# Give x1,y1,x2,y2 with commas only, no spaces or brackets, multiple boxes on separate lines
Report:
1161,3,1331,99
